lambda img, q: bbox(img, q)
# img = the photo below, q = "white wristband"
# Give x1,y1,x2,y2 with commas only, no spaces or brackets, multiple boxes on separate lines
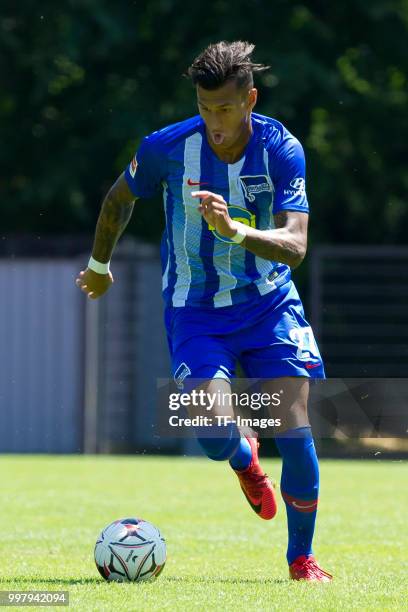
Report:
230,223,247,244
88,256,110,274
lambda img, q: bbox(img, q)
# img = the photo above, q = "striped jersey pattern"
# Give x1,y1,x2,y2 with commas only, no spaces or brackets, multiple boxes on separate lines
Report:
124,113,309,308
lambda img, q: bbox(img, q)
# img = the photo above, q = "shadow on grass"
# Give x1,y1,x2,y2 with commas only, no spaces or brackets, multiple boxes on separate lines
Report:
1,576,288,586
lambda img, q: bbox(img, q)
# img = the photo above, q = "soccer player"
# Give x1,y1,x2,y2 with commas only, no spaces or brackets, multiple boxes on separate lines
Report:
76,41,332,582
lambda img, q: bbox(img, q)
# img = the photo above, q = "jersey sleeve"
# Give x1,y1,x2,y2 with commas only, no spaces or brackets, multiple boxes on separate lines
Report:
270,137,309,214
124,134,166,199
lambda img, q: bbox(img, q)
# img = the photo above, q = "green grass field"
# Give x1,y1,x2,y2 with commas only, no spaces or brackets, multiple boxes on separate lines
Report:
1,455,406,611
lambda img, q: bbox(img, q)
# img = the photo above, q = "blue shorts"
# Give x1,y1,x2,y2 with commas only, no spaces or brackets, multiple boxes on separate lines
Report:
164,280,325,389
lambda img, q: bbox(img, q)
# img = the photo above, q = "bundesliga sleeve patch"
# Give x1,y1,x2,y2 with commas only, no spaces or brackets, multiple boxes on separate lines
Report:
129,156,138,178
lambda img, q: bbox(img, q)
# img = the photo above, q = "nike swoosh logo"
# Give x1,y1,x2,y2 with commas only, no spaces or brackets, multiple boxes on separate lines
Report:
242,488,262,513
305,362,320,369
292,501,317,509
187,179,209,186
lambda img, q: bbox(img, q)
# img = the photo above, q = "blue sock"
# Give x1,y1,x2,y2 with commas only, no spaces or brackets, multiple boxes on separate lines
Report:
229,437,252,470
196,422,241,461
274,426,319,565
195,422,252,470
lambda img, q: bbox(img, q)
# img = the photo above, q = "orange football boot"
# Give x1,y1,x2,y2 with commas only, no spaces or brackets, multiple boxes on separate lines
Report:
234,436,277,520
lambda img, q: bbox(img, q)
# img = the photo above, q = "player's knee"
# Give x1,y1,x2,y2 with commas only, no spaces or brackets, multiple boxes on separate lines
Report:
196,423,240,461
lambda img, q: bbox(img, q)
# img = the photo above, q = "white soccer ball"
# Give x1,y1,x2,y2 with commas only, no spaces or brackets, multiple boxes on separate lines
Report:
94,517,166,582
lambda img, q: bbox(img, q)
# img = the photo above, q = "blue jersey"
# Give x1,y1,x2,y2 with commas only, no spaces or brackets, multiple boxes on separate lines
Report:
124,113,309,308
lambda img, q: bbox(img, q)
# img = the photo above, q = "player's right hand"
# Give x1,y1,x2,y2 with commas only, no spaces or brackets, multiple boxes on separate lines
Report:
75,268,114,299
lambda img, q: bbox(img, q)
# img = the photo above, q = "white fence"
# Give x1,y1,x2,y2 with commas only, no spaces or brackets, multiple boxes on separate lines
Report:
1,244,406,453
0,244,175,454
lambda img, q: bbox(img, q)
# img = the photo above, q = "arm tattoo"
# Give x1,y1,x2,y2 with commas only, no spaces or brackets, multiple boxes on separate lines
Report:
92,174,135,262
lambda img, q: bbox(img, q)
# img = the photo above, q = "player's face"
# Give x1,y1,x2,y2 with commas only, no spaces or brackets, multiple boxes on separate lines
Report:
197,81,257,149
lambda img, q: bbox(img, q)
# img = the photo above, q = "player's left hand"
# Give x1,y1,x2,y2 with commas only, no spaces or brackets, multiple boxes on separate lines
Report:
191,190,239,239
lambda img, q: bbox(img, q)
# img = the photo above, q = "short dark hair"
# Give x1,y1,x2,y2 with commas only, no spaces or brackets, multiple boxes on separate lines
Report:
186,40,269,90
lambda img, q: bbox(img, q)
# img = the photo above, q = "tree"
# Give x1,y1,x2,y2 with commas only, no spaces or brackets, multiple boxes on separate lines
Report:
1,0,407,246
